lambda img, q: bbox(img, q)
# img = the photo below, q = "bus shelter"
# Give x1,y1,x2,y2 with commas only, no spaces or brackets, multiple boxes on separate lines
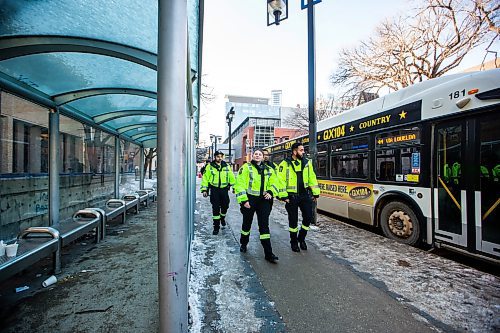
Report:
0,0,202,331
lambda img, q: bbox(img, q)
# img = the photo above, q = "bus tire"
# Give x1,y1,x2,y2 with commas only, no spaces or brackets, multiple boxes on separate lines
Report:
380,201,421,246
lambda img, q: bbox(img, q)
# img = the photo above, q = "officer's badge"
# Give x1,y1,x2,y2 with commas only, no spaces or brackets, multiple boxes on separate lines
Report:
279,165,284,172
239,168,243,175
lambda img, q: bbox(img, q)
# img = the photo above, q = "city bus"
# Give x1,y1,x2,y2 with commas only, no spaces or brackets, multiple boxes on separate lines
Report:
266,69,500,261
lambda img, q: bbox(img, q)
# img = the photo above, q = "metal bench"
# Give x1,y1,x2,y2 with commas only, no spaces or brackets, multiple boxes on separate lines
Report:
87,199,127,226
135,190,150,208
56,209,102,248
143,188,157,202
0,227,60,282
122,194,140,214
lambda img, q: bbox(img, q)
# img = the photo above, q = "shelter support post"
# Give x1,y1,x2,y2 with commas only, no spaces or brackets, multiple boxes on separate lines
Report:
158,0,189,332
140,147,145,189
115,137,120,198
49,108,60,226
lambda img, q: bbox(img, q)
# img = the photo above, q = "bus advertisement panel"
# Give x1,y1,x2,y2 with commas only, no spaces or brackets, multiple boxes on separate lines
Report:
318,180,374,206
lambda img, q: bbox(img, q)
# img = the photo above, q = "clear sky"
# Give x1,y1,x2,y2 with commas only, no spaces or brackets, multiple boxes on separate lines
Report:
200,0,491,145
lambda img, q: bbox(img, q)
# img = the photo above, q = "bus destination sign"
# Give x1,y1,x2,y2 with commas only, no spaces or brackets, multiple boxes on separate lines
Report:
317,100,422,144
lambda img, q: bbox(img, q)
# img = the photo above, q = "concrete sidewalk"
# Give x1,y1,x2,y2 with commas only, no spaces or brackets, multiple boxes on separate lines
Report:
194,190,440,333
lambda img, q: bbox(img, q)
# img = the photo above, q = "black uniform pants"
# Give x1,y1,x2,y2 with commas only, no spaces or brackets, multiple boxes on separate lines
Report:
239,195,274,256
210,186,230,229
285,193,313,243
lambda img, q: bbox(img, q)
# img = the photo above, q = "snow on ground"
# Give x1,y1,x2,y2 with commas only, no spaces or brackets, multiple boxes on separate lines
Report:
189,202,267,332
269,203,500,333
119,176,157,195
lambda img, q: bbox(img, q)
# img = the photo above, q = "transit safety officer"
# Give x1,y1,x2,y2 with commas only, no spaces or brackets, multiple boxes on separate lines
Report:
278,142,320,252
263,149,279,170
200,151,236,235
263,149,282,211
234,148,280,263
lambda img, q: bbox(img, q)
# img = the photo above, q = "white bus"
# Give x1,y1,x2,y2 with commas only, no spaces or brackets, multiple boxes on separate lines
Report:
267,69,500,261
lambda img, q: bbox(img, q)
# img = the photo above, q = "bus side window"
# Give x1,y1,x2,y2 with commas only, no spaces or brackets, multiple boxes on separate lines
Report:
379,161,395,181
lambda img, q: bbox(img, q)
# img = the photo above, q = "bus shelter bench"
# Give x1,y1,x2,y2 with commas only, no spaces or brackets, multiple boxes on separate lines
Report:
135,190,149,207
94,199,127,225
143,188,156,202
55,209,102,248
122,194,140,214
0,227,60,282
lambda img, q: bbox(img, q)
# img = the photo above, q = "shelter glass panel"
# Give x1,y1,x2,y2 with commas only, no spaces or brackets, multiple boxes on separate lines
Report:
119,140,142,195
68,95,157,118
58,115,116,220
0,91,50,239
0,0,158,53
0,53,157,96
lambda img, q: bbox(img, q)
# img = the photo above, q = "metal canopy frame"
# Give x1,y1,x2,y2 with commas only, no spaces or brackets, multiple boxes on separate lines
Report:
0,35,157,69
53,88,157,105
93,109,157,124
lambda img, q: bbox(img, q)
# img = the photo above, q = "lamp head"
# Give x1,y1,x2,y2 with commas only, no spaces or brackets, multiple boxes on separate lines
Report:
267,0,287,26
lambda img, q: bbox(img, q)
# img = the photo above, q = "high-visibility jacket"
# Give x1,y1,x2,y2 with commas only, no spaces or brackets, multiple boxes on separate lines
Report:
492,164,500,182
277,158,320,197
234,162,280,204
200,161,235,192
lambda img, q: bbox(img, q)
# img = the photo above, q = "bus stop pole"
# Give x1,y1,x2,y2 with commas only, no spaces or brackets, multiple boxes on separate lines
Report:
49,108,60,226
158,0,188,332
307,1,318,224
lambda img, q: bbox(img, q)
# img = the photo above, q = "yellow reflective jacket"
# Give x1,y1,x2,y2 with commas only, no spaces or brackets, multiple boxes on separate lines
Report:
234,162,280,204
277,158,320,197
200,161,235,192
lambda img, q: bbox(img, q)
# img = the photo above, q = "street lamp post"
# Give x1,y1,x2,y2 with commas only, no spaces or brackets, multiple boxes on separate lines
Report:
210,134,222,157
267,0,322,223
226,107,235,166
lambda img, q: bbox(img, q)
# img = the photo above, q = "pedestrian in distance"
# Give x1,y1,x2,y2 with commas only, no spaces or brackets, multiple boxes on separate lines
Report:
200,151,236,235
234,149,280,263
200,160,209,175
278,142,320,252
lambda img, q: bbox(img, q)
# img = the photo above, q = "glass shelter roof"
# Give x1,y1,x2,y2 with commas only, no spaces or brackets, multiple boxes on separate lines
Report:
0,0,202,148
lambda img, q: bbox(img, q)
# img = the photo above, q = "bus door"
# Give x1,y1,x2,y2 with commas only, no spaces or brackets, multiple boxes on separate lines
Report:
434,121,467,247
434,114,500,257
475,113,500,257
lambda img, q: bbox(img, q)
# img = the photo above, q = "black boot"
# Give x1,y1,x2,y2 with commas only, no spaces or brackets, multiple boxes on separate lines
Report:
213,219,220,235
221,216,226,227
265,254,279,263
291,242,300,252
298,228,308,250
240,244,247,253
261,239,279,263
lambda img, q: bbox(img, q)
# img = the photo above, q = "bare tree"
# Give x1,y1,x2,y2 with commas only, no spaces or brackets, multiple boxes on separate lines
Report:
284,96,341,131
330,0,499,97
200,74,216,106
143,148,157,179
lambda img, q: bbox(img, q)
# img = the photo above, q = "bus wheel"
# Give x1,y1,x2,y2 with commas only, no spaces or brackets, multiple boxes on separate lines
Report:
380,201,420,246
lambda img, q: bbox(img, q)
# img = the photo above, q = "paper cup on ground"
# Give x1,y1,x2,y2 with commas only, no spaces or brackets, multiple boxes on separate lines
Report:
42,275,57,288
5,243,18,257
